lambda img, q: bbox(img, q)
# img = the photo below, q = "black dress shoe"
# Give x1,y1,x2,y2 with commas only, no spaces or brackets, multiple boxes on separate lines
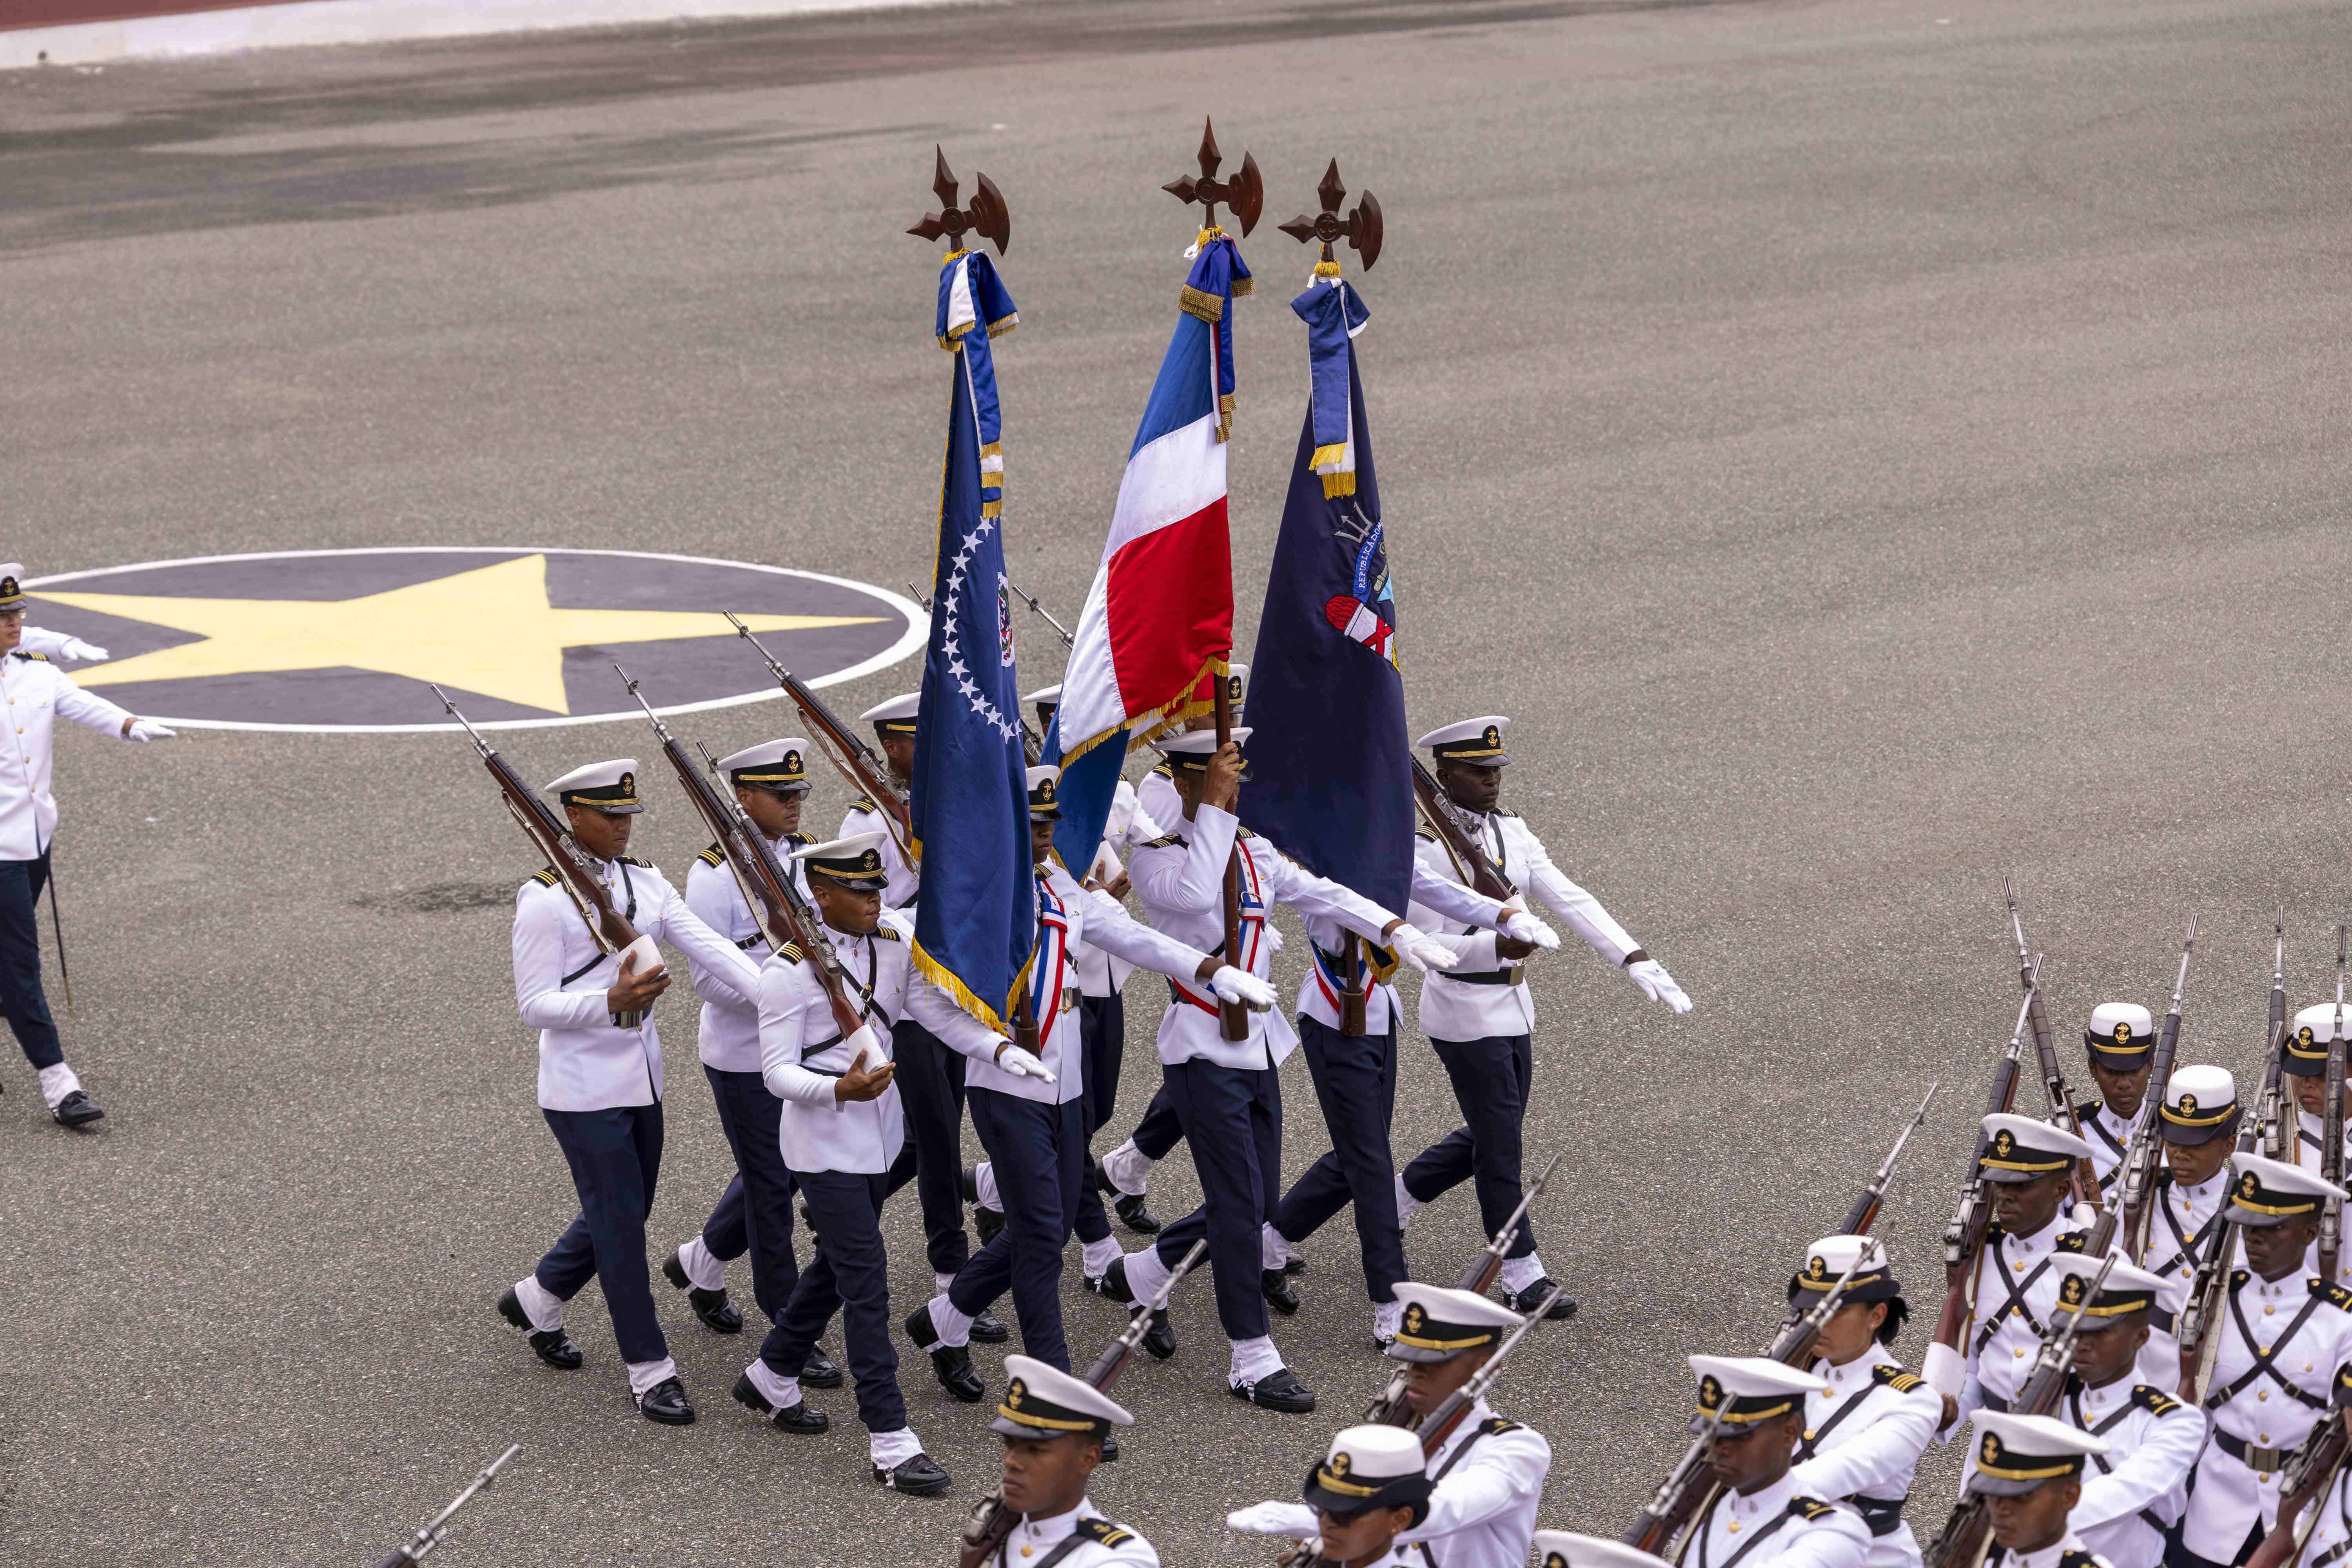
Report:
1088,1257,1137,1305
495,1288,583,1370
1261,1269,1301,1316
1113,1193,1161,1234
969,1308,1010,1344
730,1373,829,1433
661,1251,743,1334
1506,1280,1579,1321
800,1345,845,1389
873,1452,953,1496
637,1376,696,1425
1132,1305,1176,1361
903,1306,985,1403
51,1089,103,1129
1230,1367,1316,1413
1282,1254,1306,1275
973,1204,1005,1247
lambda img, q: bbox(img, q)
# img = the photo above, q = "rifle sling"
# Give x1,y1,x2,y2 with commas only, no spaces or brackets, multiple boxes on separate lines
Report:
2066,1385,2172,1535
560,860,641,987
2149,1191,2221,1284
1972,1234,2055,1358
2209,1287,2329,1413
1689,1496,1796,1568
797,937,885,1059
1793,1393,1910,1537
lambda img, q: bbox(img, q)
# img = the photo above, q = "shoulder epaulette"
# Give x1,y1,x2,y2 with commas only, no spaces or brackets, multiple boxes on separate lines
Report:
1235,825,1256,840
1477,1415,1524,1435
872,925,903,942
696,842,726,868
848,795,877,815
2054,1230,2090,1254
619,855,654,870
2232,1269,2250,1288
775,942,805,964
2074,1100,2103,1122
2310,1279,2352,1310
1137,834,1186,850
1872,1366,1927,1394
1074,1519,1135,1548
1788,1497,1836,1522
787,832,814,847
1495,807,1521,818
1148,763,1173,780
9,650,46,662
528,867,560,888
2059,1551,2101,1568
1414,828,1437,843
2131,1384,2183,1417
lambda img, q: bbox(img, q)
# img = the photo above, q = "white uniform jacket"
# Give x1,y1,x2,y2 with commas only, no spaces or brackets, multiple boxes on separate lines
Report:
1684,1471,1870,1568
986,1499,1158,1568
0,650,135,861
1127,802,1397,1071
1788,1352,1940,1568
1073,778,1167,998
1956,1215,2108,1417
1134,763,1181,854
681,834,811,1074
2057,1375,2202,1568
1409,811,1641,1042
966,859,1210,1105
2142,1166,2232,1381
1990,1533,2115,1568
2075,1100,2135,1199
512,855,762,1112
2180,1269,2352,1559
757,909,1003,1174
1393,1398,1552,1568
1297,864,1510,1036
840,795,919,910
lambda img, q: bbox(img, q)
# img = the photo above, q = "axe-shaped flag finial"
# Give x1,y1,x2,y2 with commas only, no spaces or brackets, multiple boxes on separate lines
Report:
1278,158,1382,272
1162,116,1263,238
907,145,1011,255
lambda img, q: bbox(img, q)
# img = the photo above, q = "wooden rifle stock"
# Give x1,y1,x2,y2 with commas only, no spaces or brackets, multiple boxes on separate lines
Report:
2247,1420,2352,1568
1213,671,1249,1043
1838,1081,1938,1238
2181,922,2287,1400
2007,880,2100,1213
1339,931,1368,1036
725,615,916,860
2121,917,2199,1262
1934,973,2037,1364
1410,756,1514,904
2322,925,2346,1284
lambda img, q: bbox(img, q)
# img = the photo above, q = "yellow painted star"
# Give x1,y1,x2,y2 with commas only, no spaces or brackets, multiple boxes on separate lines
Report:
42,554,879,715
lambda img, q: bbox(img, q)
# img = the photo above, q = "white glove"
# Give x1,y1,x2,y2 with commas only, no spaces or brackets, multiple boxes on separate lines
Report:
1503,911,1560,949
123,719,176,743
1387,922,1466,974
1226,1501,1319,1537
991,1042,1056,1083
1209,965,1276,1011
60,637,108,662
1628,958,1692,1013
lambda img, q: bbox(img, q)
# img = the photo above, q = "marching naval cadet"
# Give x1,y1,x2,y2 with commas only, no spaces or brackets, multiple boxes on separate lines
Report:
496,759,764,1425
2074,1004,2156,1196
981,1354,1159,1567
905,767,1271,1399
731,831,1029,1496
841,691,1002,1343
0,568,173,1127
653,738,842,1392
1227,1424,1436,1568
2040,1256,2202,1568
1264,832,1550,1344
1782,1235,1941,1568
1397,715,1692,1318
2173,1154,2352,1568
2140,1066,2241,1379
1095,662,1249,1234
1939,1114,2106,1433
1963,1410,2120,1568
1684,1355,1871,1568
2269,1372,2352,1568
1229,1284,1552,1567
1093,731,1458,1411
2282,1005,2352,1175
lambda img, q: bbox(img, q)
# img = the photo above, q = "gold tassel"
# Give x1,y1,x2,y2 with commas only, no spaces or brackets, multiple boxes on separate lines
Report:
1179,285,1225,324
981,499,1002,519
1231,275,1254,297
1312,260,1341,279
1321,472,1356,499
987,313,1019,339
911,940,1011,1034
1307,442,1347,472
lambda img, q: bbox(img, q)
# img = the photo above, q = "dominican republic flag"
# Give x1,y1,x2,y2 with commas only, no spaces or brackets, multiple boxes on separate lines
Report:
910,249,1035,1032
1235,267,1411,915
1048,229,1252,869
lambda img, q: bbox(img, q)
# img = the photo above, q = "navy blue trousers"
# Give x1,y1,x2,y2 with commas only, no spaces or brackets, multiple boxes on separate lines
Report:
697,1065,800,1322
535,1101,669,1365
1072,990,1124,1247
760,1167,905,1435
950,1090,1087,1370
1272,1016,1406,1302
892,1018,970,1278
1401,1033,1538,1260
1130,1078,1184,1162
0,853,63,1072
1152,1057,1283,1342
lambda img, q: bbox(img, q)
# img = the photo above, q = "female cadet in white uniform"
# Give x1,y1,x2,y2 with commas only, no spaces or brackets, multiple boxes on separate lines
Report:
1784,1235,1941,1568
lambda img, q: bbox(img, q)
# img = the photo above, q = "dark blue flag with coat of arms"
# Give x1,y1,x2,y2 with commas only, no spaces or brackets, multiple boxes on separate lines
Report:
1236,267,1409,915
910,248,1036,1031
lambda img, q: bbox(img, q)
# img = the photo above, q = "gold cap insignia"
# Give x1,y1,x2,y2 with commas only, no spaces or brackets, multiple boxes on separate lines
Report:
2178,1093,2197,1116
1546,1555,1570,1568
2243,1172,2260,1197
620,772,635,792
1403,1304,1425,1332
1227,673,1244,701
1037,779,1056,802
1329,1453,1352,1476
2113,1021,2131,1043
1483,726,1501,748
1006,1380,1025,1407
1808,1256,1827,1279
1981,1435,2002,1464
784,750,802,772
860,850,881,871
1699,1376,1722,1411
1993,1129,2014,1157
2061,1276,2085,1305
2303,1027,2319,1047
0,577,18,598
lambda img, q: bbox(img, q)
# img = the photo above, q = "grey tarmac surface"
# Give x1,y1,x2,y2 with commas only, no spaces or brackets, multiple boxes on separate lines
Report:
4,0,2350,1560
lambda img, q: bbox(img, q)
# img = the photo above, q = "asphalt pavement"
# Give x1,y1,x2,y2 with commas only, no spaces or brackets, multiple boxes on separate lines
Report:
4,0,2350,1561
